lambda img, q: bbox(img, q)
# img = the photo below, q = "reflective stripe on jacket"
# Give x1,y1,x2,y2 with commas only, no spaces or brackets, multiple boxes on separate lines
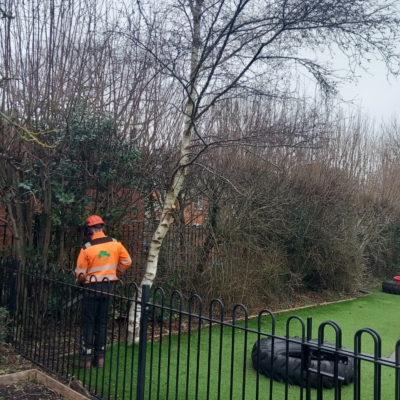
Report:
75,232,132,283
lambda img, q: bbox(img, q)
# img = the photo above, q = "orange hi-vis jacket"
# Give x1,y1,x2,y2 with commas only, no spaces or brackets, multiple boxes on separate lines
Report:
75,232,132,284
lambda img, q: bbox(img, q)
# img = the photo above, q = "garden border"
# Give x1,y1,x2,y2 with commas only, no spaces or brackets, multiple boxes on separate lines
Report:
0,369,89,400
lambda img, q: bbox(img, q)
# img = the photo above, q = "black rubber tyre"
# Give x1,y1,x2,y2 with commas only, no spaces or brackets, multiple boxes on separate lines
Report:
382,281,400,295
252,337,354,389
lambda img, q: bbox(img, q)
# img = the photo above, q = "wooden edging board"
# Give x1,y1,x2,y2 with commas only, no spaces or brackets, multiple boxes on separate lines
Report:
0,369,88,400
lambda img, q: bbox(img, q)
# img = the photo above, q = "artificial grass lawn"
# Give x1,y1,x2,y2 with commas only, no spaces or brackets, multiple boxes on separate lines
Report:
77,286,400,399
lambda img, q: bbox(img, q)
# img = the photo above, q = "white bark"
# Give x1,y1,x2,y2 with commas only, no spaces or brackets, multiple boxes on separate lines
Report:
128,0,203,344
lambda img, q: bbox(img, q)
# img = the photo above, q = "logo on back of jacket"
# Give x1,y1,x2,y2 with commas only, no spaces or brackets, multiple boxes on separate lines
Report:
98,250,110,258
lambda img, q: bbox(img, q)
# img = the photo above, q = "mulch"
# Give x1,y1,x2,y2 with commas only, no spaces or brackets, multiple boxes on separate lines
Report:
0,379,64,399
0,343,66,400
0,343,34,375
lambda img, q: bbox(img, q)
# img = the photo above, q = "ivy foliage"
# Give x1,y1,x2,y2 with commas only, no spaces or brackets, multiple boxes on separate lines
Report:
3,103,142,265
51,105,140,224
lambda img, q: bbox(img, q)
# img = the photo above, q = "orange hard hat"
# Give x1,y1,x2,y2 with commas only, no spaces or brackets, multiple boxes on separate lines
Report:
85,215,105,226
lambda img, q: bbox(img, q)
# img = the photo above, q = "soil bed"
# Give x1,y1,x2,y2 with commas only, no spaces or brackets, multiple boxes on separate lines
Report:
0,343,48,399
0,379,63,399
0,344,79,400
0,342,34,375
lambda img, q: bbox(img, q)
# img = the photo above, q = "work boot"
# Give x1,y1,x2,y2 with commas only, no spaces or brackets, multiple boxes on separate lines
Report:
74,359,92,369
93,356,104,368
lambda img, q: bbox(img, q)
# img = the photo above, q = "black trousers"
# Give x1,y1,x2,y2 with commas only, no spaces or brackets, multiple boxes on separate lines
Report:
80,281,114,360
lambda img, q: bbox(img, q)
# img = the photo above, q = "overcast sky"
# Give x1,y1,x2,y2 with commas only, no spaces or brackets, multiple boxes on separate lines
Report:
300,46,399,124
336,59,399,124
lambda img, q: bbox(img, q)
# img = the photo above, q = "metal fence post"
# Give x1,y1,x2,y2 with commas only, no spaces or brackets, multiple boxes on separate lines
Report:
7,259,18,342
305,316,313,400
136,284,150,400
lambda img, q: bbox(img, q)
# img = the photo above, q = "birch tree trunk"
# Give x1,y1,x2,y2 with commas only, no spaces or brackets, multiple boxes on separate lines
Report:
127,0,203,344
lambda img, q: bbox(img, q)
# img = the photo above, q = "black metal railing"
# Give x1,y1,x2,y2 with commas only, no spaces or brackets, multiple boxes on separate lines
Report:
1,258,400,400
0,221,210,280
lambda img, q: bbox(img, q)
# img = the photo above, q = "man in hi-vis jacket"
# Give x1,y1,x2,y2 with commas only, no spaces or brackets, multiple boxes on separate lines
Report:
74,215,132,369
